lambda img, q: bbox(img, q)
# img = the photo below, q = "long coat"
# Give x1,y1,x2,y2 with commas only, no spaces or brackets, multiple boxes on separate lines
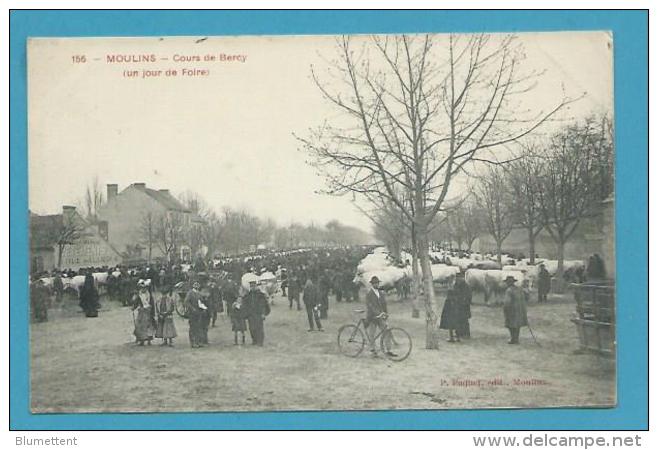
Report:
133,290,156,341
537,268,551,294
155,294,177,339
439,289,461,330
79,275,100,317
503,285,528,329
243,289,271,319
302,280,320,308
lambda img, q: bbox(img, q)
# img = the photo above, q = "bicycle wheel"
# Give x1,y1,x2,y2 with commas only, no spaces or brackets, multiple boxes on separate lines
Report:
175,295,188,319
337,324,366,358
380,327,412,362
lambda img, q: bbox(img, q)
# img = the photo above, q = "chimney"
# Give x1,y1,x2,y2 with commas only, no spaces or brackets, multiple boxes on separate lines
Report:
62,205,76,224
159,189,170,195
134,182,146,190
107,183,118,201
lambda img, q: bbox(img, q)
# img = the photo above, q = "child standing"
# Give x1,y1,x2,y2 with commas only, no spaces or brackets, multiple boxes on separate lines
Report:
229,297,247,345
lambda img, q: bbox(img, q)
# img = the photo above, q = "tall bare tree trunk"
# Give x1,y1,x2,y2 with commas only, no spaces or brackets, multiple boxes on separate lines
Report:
416,222,439,349
496,241,503,265
411,223,420,318
528,228,536,264
555,238,566,293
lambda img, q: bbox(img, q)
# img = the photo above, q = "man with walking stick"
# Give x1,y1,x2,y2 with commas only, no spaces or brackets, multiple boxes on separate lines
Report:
502,275,528,345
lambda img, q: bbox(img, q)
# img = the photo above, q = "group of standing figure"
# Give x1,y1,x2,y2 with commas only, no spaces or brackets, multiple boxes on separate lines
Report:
132,280,178,346
439,272,529,345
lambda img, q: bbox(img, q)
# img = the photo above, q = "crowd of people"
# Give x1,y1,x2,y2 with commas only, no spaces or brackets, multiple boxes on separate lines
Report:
29,247,373,347
29,245,609,350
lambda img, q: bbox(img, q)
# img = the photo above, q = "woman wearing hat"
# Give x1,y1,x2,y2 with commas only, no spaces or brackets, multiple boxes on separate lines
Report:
132,280,156,346
503,275,528,344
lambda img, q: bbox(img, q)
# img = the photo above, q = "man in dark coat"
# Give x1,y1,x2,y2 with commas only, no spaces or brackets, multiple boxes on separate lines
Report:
287,274,302,310
365,276,393,356
318,270,331,319
503,275,528,344
302,277,323,331
243,281,271,346
537,264,551,303
185,281,207,348
208,281,222,327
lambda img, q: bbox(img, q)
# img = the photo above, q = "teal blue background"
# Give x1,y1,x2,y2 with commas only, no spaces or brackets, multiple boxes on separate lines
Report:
10,10,648,430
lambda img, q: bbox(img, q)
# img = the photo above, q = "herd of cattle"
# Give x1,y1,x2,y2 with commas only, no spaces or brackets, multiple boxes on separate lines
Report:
35,245,585,306
353,247,586,303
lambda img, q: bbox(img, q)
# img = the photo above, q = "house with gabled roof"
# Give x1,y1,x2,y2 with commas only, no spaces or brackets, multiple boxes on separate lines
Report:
97,182,203,263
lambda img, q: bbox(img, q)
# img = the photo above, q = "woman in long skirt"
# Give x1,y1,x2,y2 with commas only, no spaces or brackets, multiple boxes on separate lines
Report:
155,286,177,346
132,280,155,346
79,272,100,318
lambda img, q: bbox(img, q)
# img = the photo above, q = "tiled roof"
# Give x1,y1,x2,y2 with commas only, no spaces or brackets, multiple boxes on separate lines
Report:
141,188,190,213
29,213,64,249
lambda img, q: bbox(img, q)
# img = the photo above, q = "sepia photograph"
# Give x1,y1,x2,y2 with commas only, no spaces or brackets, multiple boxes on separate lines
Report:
27,31,615,413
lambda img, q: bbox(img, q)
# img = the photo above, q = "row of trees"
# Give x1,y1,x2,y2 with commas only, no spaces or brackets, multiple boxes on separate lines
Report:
474,115,613,281
371,114,613,290
135,194,370,263
300,33,605,349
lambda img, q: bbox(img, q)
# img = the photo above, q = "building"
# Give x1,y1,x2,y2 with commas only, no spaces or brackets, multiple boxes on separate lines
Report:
29,206,122,273
97,182,203,263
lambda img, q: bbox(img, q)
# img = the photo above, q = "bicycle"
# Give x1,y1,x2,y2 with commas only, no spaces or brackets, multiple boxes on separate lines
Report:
337,310,412,362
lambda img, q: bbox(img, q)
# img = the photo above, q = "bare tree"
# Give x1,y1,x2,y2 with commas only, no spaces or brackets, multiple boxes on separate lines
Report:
300,34,574,348
155,212,183,263
52,216,85,269
138,212,156,264
83,176,105,225
537,116,612,290
476,166,515,263
448,199,484,252
505,143,545,263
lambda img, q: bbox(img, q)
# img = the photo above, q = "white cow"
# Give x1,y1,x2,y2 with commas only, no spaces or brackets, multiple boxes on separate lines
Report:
465,269,488,297
356,266,410,291
483,270,526,304
431,264,460,287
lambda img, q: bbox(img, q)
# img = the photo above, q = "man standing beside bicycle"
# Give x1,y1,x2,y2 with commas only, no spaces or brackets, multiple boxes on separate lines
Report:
365,276,395,358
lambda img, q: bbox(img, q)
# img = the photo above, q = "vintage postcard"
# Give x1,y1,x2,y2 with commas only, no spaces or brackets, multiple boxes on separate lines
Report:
27,32,615,413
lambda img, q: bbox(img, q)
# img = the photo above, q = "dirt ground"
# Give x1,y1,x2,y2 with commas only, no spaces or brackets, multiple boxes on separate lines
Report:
30,288,615,413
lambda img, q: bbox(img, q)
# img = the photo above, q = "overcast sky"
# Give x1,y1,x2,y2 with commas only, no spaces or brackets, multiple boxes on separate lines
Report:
28,32,612,231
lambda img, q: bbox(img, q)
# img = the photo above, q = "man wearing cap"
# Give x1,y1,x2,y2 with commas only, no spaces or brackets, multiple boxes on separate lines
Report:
503,275,528,344
185,281,207,348
243,280,270,346
365,276,392,356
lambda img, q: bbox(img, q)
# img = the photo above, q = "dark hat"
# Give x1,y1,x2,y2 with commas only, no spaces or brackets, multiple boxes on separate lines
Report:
370,276,380,284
